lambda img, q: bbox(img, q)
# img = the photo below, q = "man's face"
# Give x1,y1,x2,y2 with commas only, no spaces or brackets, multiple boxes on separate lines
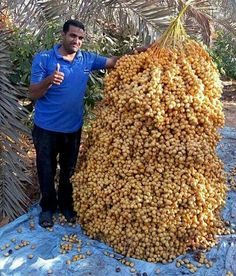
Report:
62,25,85,54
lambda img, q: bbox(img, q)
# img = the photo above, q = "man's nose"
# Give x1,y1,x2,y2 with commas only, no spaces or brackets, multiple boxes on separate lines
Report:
73,37,80,43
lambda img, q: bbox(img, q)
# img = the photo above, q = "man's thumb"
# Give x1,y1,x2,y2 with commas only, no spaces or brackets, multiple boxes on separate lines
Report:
56,63,60,72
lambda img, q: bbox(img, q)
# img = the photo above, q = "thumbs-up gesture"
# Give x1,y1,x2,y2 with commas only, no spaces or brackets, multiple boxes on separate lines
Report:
51,63,64,85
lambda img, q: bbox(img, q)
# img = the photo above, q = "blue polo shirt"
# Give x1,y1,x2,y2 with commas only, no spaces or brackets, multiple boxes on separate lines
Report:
30,44,107,133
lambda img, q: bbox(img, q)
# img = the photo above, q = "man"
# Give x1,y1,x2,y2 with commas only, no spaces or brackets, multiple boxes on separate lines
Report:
29,19,145,228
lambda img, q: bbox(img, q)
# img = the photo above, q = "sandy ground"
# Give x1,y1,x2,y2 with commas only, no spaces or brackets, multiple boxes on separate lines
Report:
222,81,236,129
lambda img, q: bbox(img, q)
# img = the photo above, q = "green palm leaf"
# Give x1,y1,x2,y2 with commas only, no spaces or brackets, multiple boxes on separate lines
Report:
0,23,31,220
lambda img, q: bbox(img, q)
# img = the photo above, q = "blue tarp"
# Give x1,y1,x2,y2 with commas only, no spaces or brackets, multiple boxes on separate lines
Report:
0,127,236,276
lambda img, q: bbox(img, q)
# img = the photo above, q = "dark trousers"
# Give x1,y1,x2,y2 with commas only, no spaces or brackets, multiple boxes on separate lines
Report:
32,124,82,212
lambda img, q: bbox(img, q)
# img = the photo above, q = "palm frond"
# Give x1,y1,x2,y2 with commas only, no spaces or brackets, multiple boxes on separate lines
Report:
7,0,235,45
177,1,213,44
0,19,31,220
33,0,175,43
207,0,236,35
99,0,175,42
208,0,236,35
3,0,236,45
215,18,236,35
4,0,42,30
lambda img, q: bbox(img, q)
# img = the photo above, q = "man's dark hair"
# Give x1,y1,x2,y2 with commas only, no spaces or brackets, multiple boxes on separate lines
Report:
63,19,85,33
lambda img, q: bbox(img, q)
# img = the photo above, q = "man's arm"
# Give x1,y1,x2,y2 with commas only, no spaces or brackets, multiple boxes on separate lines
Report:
29,63,64,101
105,56,119,69
29,76,53,101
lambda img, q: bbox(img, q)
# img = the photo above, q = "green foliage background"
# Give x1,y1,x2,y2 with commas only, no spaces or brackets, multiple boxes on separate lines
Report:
9,22,61,86
209,32,236,80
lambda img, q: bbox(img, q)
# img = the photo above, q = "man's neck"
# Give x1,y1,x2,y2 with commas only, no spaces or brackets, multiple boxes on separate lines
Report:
58,46,77,61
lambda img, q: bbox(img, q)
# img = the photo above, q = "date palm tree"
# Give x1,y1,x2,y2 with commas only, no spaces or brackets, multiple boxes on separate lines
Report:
0,0,235,221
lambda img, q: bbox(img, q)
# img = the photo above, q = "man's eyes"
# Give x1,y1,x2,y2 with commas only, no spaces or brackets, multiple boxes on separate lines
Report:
70,34,84,40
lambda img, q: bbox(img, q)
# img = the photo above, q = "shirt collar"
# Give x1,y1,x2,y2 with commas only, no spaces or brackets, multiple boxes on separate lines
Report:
53,44,82,60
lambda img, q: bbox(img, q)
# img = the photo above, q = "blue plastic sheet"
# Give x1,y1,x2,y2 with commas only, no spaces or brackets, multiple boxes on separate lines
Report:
0,127,236,276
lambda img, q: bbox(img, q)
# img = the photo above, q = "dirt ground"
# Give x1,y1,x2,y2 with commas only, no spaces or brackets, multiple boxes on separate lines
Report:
222,81,236,129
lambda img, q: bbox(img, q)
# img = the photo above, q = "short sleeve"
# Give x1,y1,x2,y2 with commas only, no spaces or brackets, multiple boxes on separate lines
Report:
90,53,107,71
30,53,47,84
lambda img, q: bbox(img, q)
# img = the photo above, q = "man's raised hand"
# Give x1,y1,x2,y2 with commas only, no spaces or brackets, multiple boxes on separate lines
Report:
52,63,64,85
